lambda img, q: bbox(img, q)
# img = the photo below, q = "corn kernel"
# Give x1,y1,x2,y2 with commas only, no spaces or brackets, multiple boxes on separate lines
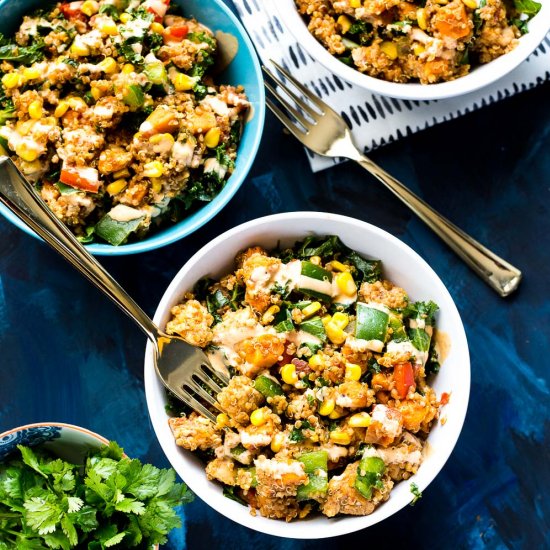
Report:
143,160,164,178
250,408,268,427
350,0,362,7
417,8,428,30
19,159,43,174
70,41,90,57
330,430,351,445
261,305,280,325
301,301,321,319
321,314,332,327
119,12,132,23
281,363,298,385
380,41,398,60
151,178,163,193
100,19,118,35
54,101,70,118
28,100,43,120
2,73,21,89
81,0,99,16
151,22,164,34
335,271,357,296
204,127,221,148
462,0,478,7
337,15,352,34
345,363,362,381
122,63,135,74
149,133,175,148
319,398,335,416
90,85,103,101
106,179,127,195
329,406,347,419
16,119,36,135
15,141,40,162
326,323,346,344
348,412,372,428
172,72,196,91
68,97,87,111
309,255,321,265
216,413,230,428
308,353,324,370
98,56,118,74
328,260,349,272
113,168,131,180
413,44,426,56
331,312,349,330
271,432,285,453
23,67,41,81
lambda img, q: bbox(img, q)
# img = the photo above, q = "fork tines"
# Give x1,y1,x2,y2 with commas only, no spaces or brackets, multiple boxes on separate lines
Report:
263,60,325,138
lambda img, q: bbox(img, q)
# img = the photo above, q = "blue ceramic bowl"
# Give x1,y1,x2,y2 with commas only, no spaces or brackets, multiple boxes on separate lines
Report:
0,422,109,463
0,0,265,255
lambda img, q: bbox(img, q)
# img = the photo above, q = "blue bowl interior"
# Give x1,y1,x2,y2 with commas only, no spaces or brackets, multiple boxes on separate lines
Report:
0,0,265,255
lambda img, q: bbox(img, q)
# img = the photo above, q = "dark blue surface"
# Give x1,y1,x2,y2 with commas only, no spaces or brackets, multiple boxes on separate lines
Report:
1,19,549,550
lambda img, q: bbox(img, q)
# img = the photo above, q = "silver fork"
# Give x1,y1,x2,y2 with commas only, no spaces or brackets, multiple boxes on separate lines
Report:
0,156,227,422
264,61,522,297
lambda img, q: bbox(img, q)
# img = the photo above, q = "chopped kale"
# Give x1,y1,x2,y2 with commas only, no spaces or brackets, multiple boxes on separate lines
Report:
514,0,541,16
99,4,120,20
222,485,247,506
0,34,45,64
215,143,236,169
206,289,230,324
176,170,226,210
425,344,441,375
403,301,439,325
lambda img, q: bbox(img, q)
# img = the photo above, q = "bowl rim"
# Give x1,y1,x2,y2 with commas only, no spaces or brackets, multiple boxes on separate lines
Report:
143,211,471,538
273,0,550,100
0,421,110,444
0,0,266,256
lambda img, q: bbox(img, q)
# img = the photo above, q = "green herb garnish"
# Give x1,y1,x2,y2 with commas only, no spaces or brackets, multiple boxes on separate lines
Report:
410,482,423,505
0,442,193,548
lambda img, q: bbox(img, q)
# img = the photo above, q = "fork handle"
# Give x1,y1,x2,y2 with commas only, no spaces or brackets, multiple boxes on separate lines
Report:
0,156,161,342
356,154,522,297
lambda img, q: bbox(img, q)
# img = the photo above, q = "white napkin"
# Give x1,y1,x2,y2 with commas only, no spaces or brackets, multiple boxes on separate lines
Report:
232,0,550,172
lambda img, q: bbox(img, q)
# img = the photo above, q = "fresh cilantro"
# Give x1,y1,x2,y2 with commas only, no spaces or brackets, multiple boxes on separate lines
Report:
271,282,291,298
410,482,422,505
289,420,313,443
0,442,193,547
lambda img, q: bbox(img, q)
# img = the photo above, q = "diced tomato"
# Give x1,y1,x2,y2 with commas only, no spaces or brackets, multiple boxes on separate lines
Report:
59,1,84,19
167,23,189,39
394,362,415,400
60,166,100,193
278,350,294,367
143,0,170,22
440,392,451,406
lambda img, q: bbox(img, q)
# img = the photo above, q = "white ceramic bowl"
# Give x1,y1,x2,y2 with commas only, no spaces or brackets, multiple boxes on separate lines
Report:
274,0,550,100
144,212,470,538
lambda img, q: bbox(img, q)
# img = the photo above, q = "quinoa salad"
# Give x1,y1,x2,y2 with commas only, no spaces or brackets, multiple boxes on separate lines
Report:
165,236,447,521
0,0,249,245
295,0,542,84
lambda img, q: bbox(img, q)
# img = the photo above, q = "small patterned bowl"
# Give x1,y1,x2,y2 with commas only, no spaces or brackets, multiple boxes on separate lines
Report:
0,422,109,463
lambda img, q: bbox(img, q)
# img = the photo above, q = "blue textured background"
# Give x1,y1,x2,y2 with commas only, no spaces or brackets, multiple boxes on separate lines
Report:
1,5,549,547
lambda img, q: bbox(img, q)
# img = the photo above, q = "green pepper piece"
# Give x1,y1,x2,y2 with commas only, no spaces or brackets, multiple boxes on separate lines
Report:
354,456,385,500
144,61,168,86
95,213,144,246
297,451,328,502
355,302,389,342
298,261,333,301
388,313,407,342
123,84,145,109
254,375,284,398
